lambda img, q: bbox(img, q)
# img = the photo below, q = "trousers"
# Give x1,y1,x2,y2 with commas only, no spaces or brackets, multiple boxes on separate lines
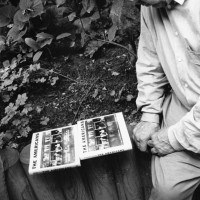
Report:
149,92,200,200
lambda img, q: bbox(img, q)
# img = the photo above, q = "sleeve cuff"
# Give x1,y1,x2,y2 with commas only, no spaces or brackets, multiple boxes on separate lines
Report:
141,113,160,124
168,125,184,151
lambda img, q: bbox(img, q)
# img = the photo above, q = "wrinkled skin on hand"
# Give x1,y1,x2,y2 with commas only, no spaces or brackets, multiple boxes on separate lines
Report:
136,0,172,8
133,121,160,152
147,128,176,156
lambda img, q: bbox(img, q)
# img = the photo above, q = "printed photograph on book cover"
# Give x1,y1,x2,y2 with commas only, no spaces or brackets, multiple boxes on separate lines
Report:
41,127,76,168
85,114,123,152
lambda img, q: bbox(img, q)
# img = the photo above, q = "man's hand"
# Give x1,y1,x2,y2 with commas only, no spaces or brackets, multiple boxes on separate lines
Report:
136,0,172,8
147,128,175,156
133,121,160,152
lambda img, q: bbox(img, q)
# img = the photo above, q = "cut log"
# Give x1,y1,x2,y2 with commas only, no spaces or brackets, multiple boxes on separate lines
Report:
80,156,120,200
0,156,9,200
6,161,37,200
107,149,144,200
20,145,67,200
57,167,93,200
0,148,20,200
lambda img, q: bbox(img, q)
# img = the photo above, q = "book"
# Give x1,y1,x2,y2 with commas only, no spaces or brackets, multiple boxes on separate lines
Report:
29,112,132,174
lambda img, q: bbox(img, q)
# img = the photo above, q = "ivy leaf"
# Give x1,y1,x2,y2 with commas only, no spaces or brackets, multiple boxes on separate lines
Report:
36,32,53,39
2,95,10,102
3,60,10,68
0,35,6,53
50,76,59,86
19,126,32,137
0,5,17,27
19,0,43,18
107,24,118,42
40,116,49,125
5,103,18,115
13,10,28,30
12,119,21,126
109,0,124,27
16,93,28,106
37,37,53,48
7,84,18,91
29,63,40,71
25,38,40,51
84,40,104,58
7,25,27,42
56,0,66,7
33,51,43,62
68,12,76,22
56,33,71,40
10,58,18,70
21,104,33,115
82,0,96,13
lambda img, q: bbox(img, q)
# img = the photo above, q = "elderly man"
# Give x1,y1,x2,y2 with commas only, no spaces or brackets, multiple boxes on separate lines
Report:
132,0,200,199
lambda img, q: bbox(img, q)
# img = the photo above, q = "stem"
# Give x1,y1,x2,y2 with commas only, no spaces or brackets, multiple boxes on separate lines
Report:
72,77,100,124
40,67,83,84
96,38,136,57
79,17,86,33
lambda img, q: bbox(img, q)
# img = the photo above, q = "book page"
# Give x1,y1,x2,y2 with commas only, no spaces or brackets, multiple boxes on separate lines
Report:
78,112,132,160
29,125,80,174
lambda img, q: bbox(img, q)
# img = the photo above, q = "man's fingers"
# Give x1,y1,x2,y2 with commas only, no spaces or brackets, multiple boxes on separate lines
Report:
151,147,158,154
147,140,154,147
139,141,147,152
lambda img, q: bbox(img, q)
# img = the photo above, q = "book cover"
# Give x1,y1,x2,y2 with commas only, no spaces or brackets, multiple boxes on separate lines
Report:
29,125,81,174
29,112,132,174
77,112,132,160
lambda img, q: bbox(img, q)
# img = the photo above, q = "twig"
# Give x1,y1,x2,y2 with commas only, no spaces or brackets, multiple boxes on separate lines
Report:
40,67,83,84
95,38,136,57
72,77,100,124
52,70,81,84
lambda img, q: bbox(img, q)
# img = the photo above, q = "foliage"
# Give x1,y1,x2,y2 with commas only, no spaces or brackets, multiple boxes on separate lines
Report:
0,55,59,148
0,0,139,148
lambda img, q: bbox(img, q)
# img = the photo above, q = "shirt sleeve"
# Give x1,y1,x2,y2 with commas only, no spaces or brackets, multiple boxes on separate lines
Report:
168,100,200,153
136,7,169,124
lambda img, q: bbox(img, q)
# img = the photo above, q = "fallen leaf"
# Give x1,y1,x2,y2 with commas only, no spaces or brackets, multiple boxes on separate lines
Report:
36,106,42,113
40,116,50,125
56,33,71,40
110,90,115,96
126,94,134,101
33,51,43,62
111,71,120,76
92,88,99,98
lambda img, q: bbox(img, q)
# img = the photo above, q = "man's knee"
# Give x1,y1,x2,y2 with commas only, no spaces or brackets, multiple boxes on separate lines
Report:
150,183,186,200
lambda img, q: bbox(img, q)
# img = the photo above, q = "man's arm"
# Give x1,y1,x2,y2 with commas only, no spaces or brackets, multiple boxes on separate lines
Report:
133,7,169,152
136,7,169,124
167,101,200,153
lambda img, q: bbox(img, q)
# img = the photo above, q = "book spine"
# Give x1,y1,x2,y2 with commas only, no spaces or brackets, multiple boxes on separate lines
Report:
29,132,43,174
80,146,132,160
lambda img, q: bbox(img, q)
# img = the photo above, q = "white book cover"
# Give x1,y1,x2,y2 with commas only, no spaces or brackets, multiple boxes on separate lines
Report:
29,125,81,174
77,112,132,160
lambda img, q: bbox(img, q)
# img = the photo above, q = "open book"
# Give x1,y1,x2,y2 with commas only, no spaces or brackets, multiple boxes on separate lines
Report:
29,112,132,174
